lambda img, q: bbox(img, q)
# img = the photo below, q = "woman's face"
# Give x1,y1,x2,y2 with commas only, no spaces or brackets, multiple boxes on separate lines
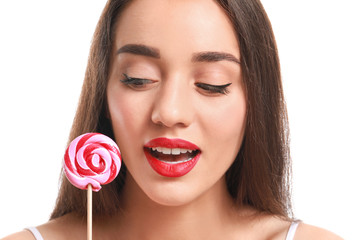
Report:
107,0,246,206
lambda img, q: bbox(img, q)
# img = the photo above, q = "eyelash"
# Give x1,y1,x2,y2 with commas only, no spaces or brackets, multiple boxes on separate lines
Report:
195,82,231,95
121,73,154,87
121,73,231,95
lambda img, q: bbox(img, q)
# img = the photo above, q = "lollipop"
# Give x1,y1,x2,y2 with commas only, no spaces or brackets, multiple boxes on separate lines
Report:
63,132,121,240
64,132,121,191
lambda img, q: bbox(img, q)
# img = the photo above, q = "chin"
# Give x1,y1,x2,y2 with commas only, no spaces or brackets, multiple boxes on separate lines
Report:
143,181,201,207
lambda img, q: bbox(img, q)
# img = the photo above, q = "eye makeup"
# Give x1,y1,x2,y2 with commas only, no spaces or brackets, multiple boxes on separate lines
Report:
195,82,232,95
120,73,156,88
121,73,231,95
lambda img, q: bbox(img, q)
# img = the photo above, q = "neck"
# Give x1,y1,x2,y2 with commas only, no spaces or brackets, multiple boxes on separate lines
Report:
113,174,240,240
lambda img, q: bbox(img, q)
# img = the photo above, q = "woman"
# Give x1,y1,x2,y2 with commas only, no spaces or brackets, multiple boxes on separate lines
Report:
3,0,342,239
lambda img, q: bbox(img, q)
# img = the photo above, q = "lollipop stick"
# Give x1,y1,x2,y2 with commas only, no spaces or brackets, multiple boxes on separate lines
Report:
87,184,92,240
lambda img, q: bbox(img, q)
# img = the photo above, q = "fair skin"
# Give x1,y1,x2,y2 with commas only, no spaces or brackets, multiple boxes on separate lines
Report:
2,0,343,239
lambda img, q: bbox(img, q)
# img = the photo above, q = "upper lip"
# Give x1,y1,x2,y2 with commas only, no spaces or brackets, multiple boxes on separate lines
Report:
144,137,200,150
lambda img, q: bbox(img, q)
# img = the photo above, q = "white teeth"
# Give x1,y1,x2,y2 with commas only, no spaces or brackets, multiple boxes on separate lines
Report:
180,149,188,154
162,148,171,154
151,147,194,155
172,148,181,155
161,158,193,164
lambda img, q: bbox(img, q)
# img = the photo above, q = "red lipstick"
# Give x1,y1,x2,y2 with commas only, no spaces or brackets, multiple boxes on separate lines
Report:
144,138,201,177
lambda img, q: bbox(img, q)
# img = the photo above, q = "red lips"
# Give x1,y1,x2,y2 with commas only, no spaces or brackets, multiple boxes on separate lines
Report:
144,138,201,177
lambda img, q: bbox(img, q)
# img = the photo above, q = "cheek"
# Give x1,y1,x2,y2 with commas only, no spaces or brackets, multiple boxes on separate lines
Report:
205,97,245,140
198,93,246,164
222,99,246,144
107,89,150,150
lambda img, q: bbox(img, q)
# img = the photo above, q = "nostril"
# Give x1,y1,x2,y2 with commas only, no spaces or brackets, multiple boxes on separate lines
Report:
151,102,192,128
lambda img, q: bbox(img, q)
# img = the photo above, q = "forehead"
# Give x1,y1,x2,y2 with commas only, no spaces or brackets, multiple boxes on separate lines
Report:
114,0,239,58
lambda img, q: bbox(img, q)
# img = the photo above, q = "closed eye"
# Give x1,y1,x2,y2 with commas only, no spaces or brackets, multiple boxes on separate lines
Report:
120,73,156,89
195,82,231,95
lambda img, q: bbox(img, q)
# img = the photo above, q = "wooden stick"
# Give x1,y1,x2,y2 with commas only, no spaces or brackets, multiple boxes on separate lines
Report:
87,184,92,240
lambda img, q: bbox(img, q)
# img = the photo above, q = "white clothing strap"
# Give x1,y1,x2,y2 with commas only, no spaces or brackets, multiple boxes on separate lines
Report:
285,221,300,240
26,227,44,240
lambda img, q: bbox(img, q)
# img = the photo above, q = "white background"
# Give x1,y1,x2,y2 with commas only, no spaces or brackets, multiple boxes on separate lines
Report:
0,0,358,239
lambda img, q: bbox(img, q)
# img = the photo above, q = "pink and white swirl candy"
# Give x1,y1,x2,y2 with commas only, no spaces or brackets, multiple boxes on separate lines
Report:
64,133,121,192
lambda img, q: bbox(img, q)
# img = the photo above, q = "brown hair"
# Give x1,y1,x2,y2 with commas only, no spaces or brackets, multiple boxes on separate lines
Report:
51,0,292,219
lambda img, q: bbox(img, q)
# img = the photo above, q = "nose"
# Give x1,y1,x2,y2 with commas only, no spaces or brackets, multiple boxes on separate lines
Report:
151,77,193,128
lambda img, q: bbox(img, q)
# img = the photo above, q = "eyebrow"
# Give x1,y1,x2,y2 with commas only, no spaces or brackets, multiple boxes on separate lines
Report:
192,51,240,65
117,44,160,58
116,44,240,64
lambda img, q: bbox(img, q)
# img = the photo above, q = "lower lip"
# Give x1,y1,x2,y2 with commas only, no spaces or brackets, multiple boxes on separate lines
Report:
144,150,201,177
